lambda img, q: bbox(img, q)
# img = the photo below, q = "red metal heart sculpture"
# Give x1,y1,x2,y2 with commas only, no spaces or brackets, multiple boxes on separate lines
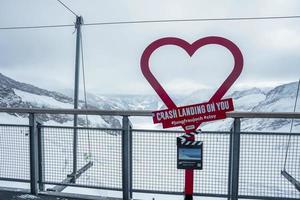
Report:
141,36,243,132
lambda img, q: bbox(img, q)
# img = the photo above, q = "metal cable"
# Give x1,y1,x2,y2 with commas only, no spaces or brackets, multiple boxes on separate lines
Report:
1,15,300,30
79,27,92,161
0,24,74,30
56,0,78,17
283,78,300,170
83,15,300,26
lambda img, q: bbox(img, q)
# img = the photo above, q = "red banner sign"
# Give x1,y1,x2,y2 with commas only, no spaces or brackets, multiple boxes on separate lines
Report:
153,98,234,130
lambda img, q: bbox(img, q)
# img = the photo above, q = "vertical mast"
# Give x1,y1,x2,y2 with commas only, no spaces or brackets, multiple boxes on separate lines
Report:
72,16,82,182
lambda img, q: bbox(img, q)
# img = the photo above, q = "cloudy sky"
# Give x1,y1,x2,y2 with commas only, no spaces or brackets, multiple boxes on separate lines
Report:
0,0,299,97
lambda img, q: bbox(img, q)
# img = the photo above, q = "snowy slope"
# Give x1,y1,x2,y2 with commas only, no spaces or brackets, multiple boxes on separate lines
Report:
0,72,298,131
0,73,116,127
83,82,299,132
202,82,300,132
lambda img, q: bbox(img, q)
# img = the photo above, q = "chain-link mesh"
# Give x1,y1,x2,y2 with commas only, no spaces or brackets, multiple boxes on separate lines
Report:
132,130,184,193
42,127,73,184
285,134,300,188
194,132,230,195
0,125,30,181
41,126,122,189
239,132,300,199
27,126,300,199
132,130,230,196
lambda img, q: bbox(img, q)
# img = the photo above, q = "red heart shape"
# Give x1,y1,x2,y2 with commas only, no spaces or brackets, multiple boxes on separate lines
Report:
141,36,243,132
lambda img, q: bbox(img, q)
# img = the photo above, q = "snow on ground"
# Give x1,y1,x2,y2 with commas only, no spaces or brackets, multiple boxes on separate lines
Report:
0,113,28,124
129,116,159,129
0,181,29,189
14,89,73,109
234,93,265,111
63,187,225,200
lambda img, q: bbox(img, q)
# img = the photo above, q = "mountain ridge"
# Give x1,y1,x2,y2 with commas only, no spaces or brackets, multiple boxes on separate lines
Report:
0,73,298,131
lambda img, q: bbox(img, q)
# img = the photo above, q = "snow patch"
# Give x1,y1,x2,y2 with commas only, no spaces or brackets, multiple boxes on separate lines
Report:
14,89,73,109
17,194,40,199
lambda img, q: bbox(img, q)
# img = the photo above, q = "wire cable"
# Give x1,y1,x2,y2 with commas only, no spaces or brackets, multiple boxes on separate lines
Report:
56,0,78,17
1,15,300,30
283,78,300,170
83,15,300,26
0,24,74,30
80,27,92,161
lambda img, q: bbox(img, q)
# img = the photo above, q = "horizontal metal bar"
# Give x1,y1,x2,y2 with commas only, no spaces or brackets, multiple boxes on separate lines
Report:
238,195,300,200
40,191,122,200
0,107,152,116
132,128,231,134
0,124,30,128
227,111,300,119
41,181,122,191
132,189,229,198
240,131,300,136
132,189,183,195
0,187,30,193
192,192,229,198
0,107,299,118
0,177,30,183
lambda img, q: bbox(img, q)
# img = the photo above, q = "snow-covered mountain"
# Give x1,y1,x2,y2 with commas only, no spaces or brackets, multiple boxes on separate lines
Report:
0,73,120,127
0,73,298,132
240,82,300,131
194,82,300,131
85,82,299,132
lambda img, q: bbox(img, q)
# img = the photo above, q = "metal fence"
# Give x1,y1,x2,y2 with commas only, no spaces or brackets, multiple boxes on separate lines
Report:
238,132,300,198
0,124,30,183
0,109,299,200
41,126,123,190
132,130,230,198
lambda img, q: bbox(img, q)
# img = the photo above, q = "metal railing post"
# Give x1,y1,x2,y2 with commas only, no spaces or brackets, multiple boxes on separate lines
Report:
122,116,132,200
229,118,241,200
37,122,45,191
29,113,39,195
129,121,133,199
228,125,233,200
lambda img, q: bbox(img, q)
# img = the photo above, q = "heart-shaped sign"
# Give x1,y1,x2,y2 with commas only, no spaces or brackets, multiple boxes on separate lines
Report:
141,36,243,132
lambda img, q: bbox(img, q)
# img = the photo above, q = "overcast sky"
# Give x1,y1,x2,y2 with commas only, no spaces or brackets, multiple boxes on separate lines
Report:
0,0,299,96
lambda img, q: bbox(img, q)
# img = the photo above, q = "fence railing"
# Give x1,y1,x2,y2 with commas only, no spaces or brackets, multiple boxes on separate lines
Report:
0,108,299,200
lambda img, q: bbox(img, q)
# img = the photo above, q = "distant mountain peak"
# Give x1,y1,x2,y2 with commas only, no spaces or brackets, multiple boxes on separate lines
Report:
229,87,265,100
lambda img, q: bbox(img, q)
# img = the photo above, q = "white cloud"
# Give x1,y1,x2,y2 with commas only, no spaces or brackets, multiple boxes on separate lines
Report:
261,28,300,50
0,1,300,94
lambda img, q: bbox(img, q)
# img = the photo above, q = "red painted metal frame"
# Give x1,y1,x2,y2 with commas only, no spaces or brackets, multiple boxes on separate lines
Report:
140,36,243,198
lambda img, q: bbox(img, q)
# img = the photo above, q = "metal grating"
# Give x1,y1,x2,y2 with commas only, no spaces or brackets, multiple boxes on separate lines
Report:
239,132,300,199
41,126,122,189
0,125,30,181
132,130,184,193
132,130,230,196
194,132,230,195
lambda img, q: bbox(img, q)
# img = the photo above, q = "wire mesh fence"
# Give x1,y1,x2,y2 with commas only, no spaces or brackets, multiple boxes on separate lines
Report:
239,132,300,199
40,126,122,190
132,130,230,197
132,130,184,193
0,120,299,200
285,134,300,188
194,132,230,196
0,125,30,182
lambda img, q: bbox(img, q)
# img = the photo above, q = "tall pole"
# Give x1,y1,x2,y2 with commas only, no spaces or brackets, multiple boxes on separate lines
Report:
72,16,82,182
